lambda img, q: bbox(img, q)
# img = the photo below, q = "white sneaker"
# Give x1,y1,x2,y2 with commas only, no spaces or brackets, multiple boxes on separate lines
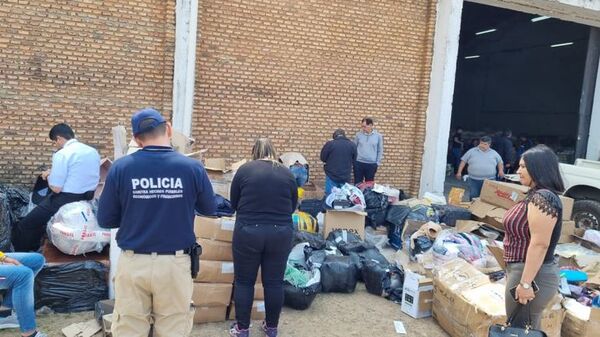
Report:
0,314,19,329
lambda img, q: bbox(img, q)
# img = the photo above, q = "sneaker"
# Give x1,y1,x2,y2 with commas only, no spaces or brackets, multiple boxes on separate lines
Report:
229,323,249,337
32,332,48,337
261,321,278,337
0,314,19,329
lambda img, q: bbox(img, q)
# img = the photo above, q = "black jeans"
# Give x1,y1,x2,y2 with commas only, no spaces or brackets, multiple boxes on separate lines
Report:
12,191,94,252
232,222,293,329
354,161,378,184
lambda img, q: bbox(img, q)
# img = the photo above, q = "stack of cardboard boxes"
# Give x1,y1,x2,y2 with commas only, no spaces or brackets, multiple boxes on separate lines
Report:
432,259,565,337
193,216,235,323
193,215,267,323
469,180,574,231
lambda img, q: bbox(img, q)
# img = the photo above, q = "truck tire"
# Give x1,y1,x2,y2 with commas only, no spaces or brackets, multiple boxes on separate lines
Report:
573,199,600,230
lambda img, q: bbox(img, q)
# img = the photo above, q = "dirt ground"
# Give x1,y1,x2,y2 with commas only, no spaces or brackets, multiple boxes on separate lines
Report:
0,284,449,337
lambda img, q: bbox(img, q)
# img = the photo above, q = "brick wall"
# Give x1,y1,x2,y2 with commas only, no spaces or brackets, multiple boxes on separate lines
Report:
0,0,175,187
193,0,436,196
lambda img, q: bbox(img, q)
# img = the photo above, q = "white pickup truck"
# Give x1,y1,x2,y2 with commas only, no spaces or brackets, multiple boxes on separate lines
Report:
560,159,600,230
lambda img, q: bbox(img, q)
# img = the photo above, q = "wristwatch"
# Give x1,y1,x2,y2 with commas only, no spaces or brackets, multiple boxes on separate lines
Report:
520,282,531,290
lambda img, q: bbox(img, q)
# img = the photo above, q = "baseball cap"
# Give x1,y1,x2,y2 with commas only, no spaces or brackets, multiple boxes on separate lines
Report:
131,108,166,136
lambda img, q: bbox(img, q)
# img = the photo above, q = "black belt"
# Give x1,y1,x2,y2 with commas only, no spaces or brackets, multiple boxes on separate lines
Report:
124,249,190,255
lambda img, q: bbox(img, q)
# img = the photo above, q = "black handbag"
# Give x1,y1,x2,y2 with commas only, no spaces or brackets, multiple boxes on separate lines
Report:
488,304,548,337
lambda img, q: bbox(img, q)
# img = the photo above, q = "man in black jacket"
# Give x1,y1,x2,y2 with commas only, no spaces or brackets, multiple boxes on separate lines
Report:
320,129,357,195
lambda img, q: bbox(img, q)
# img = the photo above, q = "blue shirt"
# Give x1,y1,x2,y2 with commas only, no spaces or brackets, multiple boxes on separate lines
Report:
48,139,101,193
354,130,384,165
97,146,216,253
461,147,503,180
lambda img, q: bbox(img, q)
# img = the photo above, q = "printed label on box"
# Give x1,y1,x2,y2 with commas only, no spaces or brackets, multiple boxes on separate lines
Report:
221,219,235,231
221,262,234,273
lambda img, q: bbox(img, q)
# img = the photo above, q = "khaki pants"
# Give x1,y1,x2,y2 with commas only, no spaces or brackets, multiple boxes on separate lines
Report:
112,251,194,337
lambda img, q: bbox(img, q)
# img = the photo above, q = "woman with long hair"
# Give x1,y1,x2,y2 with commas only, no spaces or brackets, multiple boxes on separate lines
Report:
229,138,298,337
503,145,564,329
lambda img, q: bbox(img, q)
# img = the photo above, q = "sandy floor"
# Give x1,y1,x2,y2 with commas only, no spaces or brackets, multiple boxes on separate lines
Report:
0,284,449,337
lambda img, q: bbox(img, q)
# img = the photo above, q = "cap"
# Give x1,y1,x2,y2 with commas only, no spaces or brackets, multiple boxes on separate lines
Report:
131,108,166,136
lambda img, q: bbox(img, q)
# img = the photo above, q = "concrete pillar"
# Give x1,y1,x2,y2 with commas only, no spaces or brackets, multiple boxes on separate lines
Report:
172,0,199,137
419,0,464,197
587,55,600,161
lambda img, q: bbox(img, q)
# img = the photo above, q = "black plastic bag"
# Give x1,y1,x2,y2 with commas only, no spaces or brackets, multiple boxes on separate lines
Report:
298,199,325,218
0,185,30,251
386,205,411,251
386,205,411,227
283,281,321,310
432,204,471,227
348,247,389,281
31,176,50,205
35,261,109,313
338,240,374,255
363,188,388,210
407,205,439,223
366,207,388,228
326,229,361,248
362,260,404,302
320,256,358,293
293,231,326,250
305,248,327,268
411,235,433,257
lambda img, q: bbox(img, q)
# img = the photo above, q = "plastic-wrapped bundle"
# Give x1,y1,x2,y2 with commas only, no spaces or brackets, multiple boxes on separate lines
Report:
432,230,486,268
47,201,111,255
293,231,326,250
320,255,359,293
362,260,404,302
432,204,471,227
326,229,361,248
35,261,109,313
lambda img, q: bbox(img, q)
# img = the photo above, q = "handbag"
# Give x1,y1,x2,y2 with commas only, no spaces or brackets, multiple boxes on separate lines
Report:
488,303,548,337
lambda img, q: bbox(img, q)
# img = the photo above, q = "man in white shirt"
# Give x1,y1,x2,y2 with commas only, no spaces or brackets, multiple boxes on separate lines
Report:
12,123,100,252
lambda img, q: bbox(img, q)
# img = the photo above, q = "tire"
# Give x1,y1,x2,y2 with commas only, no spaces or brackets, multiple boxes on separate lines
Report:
572,199,600,231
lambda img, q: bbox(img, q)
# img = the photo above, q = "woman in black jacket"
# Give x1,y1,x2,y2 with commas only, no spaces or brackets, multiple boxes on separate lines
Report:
229,138,298,337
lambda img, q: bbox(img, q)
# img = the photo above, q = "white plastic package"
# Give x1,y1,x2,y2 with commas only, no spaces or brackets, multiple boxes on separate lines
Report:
47,201,111,255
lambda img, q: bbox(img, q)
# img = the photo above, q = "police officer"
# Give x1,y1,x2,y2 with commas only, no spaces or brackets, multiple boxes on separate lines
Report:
97,108,216,337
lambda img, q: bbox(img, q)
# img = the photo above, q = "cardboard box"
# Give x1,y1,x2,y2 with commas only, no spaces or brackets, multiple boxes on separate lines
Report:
192,283,233,307
229,301,266,321
194,216,235,242
94,158,113,199
480,180,529,210
433,259,564,337
210,179,232,200
561,308,600,337
198,238,233,261
469,199,506,231
194,305,228,324
479,180,573,220
323,210,366,240
254,284,264,300
559,220,576,243
195,260,235,283
401,270,433,318
95,299,115,323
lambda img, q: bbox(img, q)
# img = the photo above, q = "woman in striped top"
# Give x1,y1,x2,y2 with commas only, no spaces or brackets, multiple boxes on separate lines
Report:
502,145,564,330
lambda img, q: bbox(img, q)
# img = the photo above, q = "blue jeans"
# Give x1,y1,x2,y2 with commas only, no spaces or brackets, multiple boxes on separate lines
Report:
289,165,308,187
325,176,344,196
468,177,486,200
0,253,45,333
451,148,462,173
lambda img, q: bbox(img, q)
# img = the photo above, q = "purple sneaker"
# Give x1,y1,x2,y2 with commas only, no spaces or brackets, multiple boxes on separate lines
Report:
229,323,250,337
261,321,278,337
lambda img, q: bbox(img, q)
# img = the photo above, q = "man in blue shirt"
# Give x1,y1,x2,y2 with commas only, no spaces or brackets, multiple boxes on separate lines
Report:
354,117,384,183
12,123,100,252
97,108,216,337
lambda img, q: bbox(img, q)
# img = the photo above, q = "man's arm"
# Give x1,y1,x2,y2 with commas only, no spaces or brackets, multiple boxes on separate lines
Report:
47,152,67,193
97,167,122,228
195,168,217,216
455,161,467,180
376,134,383,165
320,142,329,163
